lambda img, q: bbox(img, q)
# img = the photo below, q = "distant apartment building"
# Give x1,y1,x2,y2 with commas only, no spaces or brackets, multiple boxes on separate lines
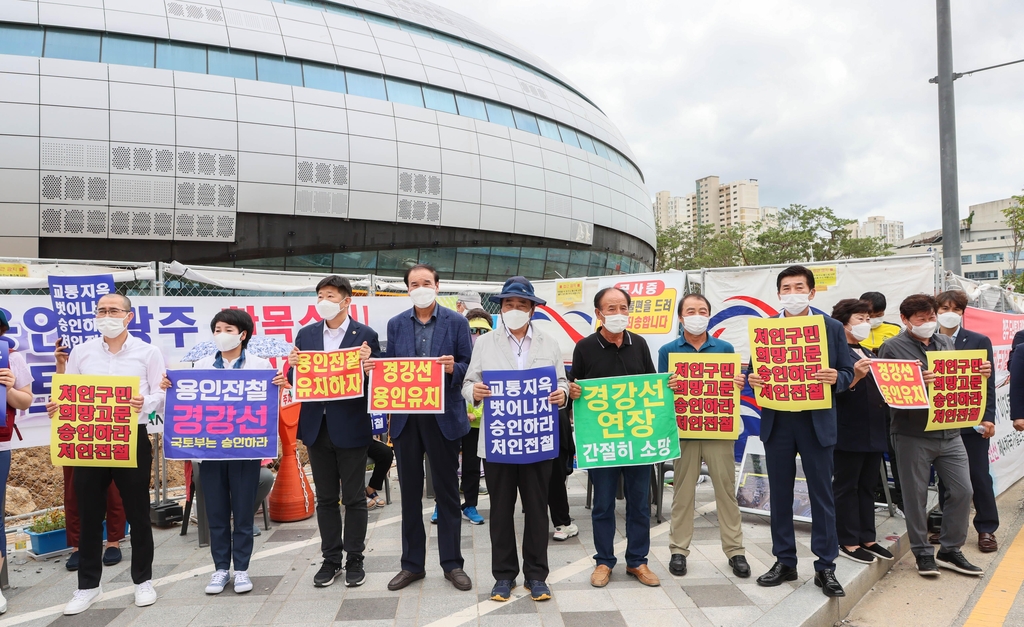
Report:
847,216,905,245
654,177,770,231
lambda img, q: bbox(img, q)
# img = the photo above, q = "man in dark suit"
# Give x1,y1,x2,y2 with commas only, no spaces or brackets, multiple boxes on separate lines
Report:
369,264,474,593
289,275,381,589
748,265,854,598
936,290,998,552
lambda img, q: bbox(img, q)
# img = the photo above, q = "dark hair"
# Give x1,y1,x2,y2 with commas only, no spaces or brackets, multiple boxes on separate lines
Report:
899,294,938,319
0,310,8,336
594,287,631,309
831,299,871,324
315,275,353,298
776,265,815,291
860,291,887,313
99,292,132,311
211,308,255,349
464,308,493,328
403,264,439,287
935,289,968,311
678,293,712,317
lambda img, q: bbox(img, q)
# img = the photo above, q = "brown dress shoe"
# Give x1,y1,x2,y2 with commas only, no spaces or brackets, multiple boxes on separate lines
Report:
444,568,473,591
928,532,941,545
590,565,612,587
626,564,660,587
978,532,998,553
387,570,425,591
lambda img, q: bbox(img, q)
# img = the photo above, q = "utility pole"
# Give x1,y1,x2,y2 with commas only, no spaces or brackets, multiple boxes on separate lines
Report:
935,0,961,275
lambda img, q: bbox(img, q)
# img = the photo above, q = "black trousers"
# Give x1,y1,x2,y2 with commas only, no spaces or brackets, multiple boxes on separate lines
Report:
485,459,553,581
200,459,261,571
547,446,572,528
938,431,999,534
833,450,883,547
74,426,154,589
393,416,463,573
306,424,368,564
461,427,481,509
367,438,394,492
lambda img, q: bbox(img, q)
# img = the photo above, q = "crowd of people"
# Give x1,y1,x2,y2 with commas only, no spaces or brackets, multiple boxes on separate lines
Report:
0,262,1011,616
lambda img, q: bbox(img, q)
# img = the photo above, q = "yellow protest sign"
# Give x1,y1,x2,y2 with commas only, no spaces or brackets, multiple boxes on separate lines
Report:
747,316,831,411
926,349,987,431
668,353,742,440
50,374,139,467
809,266,837,291
556,280,583,306
0,263,28,277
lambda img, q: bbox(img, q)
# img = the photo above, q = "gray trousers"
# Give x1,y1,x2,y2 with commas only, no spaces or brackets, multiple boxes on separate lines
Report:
893,433,973,557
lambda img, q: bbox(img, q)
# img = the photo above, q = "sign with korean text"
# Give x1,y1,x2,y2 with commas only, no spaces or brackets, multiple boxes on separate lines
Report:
0,263,28,277
556,280,583,306
926,349,988,431
371,413,388,435
614,279,676,335
668,353,742,440
368,358,445,414
747,316,831,411
293,348,364,402
573,373,681,469
482,366,559,463
809,266,837,291
0,343,8,425
48,274,115,350
164,369,278,459
50,374,138,467
868,359,929,409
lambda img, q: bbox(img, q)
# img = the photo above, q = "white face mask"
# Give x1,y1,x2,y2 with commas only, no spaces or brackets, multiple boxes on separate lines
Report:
869,316,884,329
214,332,242,352
848,322,871,342
602,314,630,334
94,317,126,339
682,315,709,335
937,312,962,329
779,293,810,316
501,309,531,331
410,286,437,308
315,299,342,321
909,321,938,339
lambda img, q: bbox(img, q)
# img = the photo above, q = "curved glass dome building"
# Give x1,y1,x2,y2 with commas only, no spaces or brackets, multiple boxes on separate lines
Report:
0,0,654,280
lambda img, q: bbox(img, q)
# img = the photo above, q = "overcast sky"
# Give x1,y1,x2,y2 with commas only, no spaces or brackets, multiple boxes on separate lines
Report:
436,0,1024,236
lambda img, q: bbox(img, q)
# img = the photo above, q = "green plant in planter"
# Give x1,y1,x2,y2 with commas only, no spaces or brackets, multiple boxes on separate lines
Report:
28,509,66,533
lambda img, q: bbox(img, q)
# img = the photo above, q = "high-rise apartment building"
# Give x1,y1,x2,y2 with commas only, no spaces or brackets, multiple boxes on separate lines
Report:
848,216,905,245
653,177,764,231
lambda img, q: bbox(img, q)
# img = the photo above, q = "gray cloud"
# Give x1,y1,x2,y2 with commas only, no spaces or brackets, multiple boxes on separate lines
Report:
435,0,1024,235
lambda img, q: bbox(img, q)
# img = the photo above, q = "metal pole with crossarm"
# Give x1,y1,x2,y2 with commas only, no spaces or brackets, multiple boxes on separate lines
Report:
935,0,961,276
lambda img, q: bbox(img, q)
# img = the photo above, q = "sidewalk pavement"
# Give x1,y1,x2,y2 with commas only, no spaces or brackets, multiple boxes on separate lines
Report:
0,466,908,627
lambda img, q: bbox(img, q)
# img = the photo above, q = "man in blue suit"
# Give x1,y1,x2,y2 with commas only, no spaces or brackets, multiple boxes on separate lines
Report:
289,275,381,589
369,264,474,592
748,265,854,598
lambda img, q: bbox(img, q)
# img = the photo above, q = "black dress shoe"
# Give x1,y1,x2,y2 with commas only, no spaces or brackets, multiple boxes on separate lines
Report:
814,569,845,597
65,551,80,572
669,554,687,576
756,562,798,587
729,555,751,578
444,568,473,591
103,546,122,566
387,569,426,591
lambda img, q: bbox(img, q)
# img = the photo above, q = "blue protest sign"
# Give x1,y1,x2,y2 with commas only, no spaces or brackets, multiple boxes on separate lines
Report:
370,413,388,435
482,366,559,464
48,274,116,350
164,369,279,460
0,343,9,426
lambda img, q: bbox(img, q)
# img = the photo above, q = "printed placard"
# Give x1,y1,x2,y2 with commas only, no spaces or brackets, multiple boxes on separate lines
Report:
556,280,583,306
573,373,681,469
48,274,115,350
747,316,832,411
370,413,388,435
614,279,677,334
368,358,445,414
293,348,364,402
868,359,929,409
50,374,139,467
164,369,279,460
668,353,742,440
926,349,988,431
482,366,559,464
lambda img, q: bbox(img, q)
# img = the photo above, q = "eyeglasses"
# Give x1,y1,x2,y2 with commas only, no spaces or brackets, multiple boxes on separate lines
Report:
469,328,491,335
96,308,129,317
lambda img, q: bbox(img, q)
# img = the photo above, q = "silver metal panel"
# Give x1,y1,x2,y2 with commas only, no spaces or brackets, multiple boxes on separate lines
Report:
0,0,39,23
237,181,294,215
40,106,109,141
480,180,514,209
347,110,396,141
513,163,543,191
348,135,396,167
281,36,336,64
38,205,108,238
512,208,544,237
109,111,176,145
105,9,170,39
480,204,514,233
479,156,514,185
0,135,37,169
237,122,295,155
0,72,39,104
228,27,286,56
0,202,39,236
110,82,175,115
38,2,104,29
440,149,479,179
40,76,109,109
440,174,478,204
439,199,478,229
237,95,295,126
238,152,295,185
175,116,237,150
348,162,396,194
108,207,175,240
0,102,39,136
347,189,396,221
295,128,348,161
543,170,570,197
397,142,440,173
544,214,570,240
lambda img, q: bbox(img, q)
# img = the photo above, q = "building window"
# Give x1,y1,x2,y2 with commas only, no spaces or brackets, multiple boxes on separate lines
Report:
346,71,387,100
454,94,488,121
961,255,972,265
964,270,998,280
257,55,303,86
976,253,1004,264
422,86,457,114
302,62,346,93
0,23,43,56
384,78,423,107
101,34,154,68
208,49,256,80
44,28,100,62
156,41,207,73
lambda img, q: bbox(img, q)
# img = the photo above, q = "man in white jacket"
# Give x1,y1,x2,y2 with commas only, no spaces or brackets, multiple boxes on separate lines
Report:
462,277,568,603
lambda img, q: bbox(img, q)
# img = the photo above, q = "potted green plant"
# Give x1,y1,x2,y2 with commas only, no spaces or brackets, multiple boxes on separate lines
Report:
26,509,68,556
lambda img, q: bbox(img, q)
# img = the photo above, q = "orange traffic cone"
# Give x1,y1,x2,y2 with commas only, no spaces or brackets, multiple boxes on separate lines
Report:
269,366,315,522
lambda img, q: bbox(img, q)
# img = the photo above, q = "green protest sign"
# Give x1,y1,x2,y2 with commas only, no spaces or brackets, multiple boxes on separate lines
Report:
573,373,681,469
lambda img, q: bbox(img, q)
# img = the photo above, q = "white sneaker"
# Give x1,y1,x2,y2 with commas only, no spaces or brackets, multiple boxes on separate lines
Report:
553,523,579,541
206,569,230,594
64,586,102,615
0,588,7,614
134,580,157,607
234,570,253,594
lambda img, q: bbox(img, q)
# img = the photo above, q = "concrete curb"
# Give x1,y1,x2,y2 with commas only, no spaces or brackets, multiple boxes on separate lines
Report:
750,513,913,627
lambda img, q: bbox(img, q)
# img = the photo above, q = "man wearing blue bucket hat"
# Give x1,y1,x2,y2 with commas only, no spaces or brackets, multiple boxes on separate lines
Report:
463,277,568,603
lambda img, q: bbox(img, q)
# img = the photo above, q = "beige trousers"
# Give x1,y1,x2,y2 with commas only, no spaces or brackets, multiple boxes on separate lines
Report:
668,439,745,558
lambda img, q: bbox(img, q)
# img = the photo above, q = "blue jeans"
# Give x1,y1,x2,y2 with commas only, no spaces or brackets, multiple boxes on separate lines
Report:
590,465,651,569
0,450,9,558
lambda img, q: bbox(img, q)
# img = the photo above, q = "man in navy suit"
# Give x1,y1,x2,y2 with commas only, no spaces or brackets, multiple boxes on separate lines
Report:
936,290,998,552
748,265,854,598
368,264,474,593
289,275,381,589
